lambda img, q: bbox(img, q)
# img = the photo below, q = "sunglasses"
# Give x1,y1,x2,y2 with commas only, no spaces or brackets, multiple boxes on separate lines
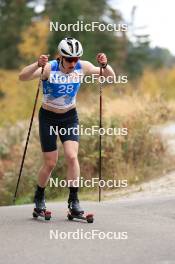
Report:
63,57,80,63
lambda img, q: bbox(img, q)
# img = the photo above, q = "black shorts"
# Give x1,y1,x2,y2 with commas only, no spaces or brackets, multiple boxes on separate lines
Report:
38,106,79,152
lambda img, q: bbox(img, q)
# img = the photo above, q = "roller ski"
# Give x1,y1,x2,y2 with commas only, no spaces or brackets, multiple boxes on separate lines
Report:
32,188,51,221
67,199,94,223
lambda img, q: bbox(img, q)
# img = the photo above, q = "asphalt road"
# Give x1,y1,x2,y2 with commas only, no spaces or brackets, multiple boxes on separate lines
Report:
0,196,175,264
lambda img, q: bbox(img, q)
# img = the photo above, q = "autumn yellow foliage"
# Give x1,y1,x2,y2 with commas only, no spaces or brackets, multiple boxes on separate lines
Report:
0,67,175,204
138,67,175,100
18,18,49,63
1,67,175,126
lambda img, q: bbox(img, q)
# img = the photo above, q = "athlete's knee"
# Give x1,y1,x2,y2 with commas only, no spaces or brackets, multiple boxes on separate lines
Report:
65,153,78,165
44,159,57,171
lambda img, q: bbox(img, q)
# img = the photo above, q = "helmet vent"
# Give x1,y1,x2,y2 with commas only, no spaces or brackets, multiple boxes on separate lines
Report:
75,41,79,53
61,48,71,56
67,42,73,53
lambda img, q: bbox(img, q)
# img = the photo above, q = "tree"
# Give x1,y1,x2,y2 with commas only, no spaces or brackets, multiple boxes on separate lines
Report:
124,37,151,79
44,0,127,67
0,0,34,68
18,18,49,64
148,47,175,69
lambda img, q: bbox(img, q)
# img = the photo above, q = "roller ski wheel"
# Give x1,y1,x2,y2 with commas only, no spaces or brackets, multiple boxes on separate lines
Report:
67,211,94,223
33,208,51,221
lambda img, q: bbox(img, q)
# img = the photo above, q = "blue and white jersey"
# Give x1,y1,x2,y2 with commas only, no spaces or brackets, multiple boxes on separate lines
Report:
42,60,84,109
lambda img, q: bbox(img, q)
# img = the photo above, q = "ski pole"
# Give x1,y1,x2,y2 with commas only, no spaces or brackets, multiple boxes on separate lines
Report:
13,66,44,204
99,66,103,202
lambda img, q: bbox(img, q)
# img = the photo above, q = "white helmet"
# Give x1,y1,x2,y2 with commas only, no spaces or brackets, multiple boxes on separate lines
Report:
58,37,83,57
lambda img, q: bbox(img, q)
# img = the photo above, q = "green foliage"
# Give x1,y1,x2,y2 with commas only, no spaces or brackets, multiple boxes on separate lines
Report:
0,89,5,98
124,39,151,79
0,0,34,68
45,0,126,66
125,40,175,79
0,143,9,158
0,0,174,77
148,47,175,69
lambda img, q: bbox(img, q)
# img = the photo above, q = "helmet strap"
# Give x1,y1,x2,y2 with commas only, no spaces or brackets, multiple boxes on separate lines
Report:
61,57,65,69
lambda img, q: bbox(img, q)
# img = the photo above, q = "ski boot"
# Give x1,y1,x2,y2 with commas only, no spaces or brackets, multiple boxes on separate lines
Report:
67,199,94,223
33,190,51,221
